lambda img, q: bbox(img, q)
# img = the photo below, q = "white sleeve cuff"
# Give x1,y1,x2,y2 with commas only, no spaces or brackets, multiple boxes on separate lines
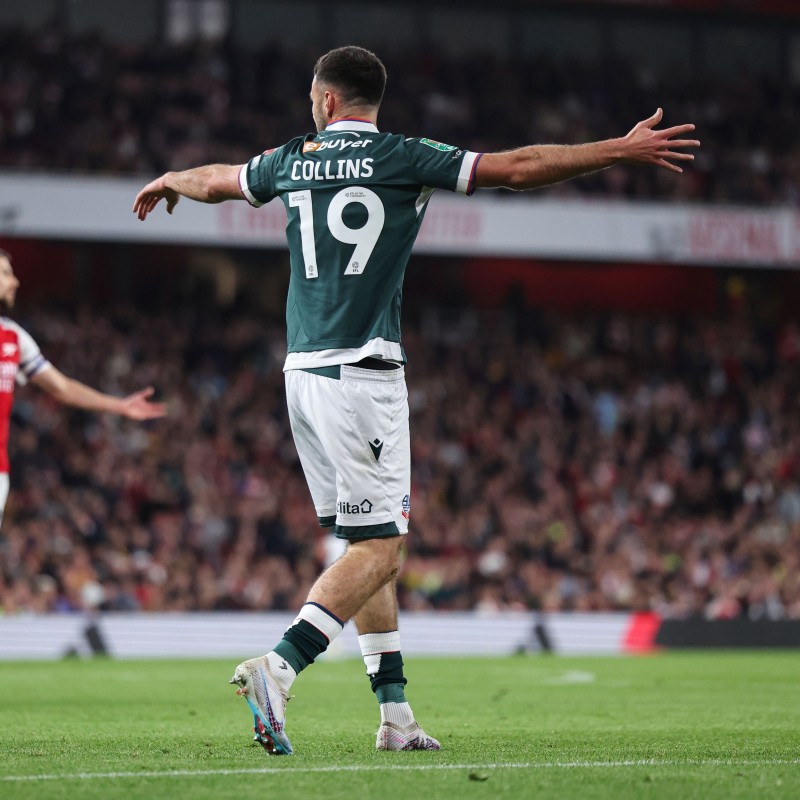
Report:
238,162,263,207
456,151,481,195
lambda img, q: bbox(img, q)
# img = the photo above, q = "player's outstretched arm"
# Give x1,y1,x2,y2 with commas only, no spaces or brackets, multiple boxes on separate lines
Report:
133,164,244,221
475,108,699,191
30,368,167,420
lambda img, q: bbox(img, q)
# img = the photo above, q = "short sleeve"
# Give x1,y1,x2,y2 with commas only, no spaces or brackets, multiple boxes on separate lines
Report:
13,323,51,386
239,147,282,207
404,138,482,195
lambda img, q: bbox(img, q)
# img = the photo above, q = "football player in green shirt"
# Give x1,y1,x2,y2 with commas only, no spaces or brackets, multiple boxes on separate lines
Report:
134,45,699,755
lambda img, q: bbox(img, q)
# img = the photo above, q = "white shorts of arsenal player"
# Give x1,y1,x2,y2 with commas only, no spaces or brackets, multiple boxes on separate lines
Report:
0,472,8,525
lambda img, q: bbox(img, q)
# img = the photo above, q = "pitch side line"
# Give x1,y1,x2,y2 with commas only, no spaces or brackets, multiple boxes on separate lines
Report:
2,759,800,782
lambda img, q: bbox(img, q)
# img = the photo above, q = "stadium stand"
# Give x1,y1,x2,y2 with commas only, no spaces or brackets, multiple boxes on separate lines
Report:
1,5,799,623
0,25,795,205
1,303,799,620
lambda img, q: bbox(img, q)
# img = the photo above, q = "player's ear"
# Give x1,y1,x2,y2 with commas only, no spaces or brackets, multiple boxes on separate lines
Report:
324,90,336,119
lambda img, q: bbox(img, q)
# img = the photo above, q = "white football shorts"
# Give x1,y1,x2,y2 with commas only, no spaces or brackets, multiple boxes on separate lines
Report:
0,472,9,528
285,365,410,539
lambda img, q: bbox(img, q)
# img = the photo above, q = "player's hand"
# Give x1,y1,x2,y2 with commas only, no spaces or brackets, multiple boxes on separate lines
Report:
621,108,700,173
133,175,180,221
119,386,168,420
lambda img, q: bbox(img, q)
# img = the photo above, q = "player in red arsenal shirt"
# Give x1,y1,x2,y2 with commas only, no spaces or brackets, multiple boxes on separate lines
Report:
0,249,166,524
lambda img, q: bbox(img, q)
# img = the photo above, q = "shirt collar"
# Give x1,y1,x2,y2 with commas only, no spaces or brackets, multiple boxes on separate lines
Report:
325,118,379,133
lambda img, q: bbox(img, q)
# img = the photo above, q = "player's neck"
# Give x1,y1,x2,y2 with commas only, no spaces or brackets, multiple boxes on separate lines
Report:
328,107,378,127
326,116,378,129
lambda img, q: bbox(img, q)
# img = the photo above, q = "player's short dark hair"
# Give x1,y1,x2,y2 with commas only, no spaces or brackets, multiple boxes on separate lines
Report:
313,46,387,107
0,249,10,262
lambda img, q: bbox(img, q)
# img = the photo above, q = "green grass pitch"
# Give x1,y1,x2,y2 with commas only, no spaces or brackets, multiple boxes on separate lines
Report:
1,651,798,799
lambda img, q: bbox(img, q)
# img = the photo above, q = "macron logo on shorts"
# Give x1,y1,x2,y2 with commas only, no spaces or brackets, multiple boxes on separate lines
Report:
369,438,384,461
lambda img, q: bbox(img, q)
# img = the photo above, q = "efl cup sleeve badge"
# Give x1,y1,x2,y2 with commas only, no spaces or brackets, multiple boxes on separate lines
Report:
419,138,457,152
401,494,411,520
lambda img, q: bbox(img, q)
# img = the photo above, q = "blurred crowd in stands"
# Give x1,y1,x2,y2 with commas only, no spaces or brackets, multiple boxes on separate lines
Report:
0,25,796,205
1,303,800,621
1,19,798,622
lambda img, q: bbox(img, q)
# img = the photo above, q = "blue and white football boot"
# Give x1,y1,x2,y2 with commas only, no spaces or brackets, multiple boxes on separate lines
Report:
229,656,293,755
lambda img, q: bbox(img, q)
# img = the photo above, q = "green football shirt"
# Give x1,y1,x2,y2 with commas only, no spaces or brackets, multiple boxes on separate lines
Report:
238,119,481,369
